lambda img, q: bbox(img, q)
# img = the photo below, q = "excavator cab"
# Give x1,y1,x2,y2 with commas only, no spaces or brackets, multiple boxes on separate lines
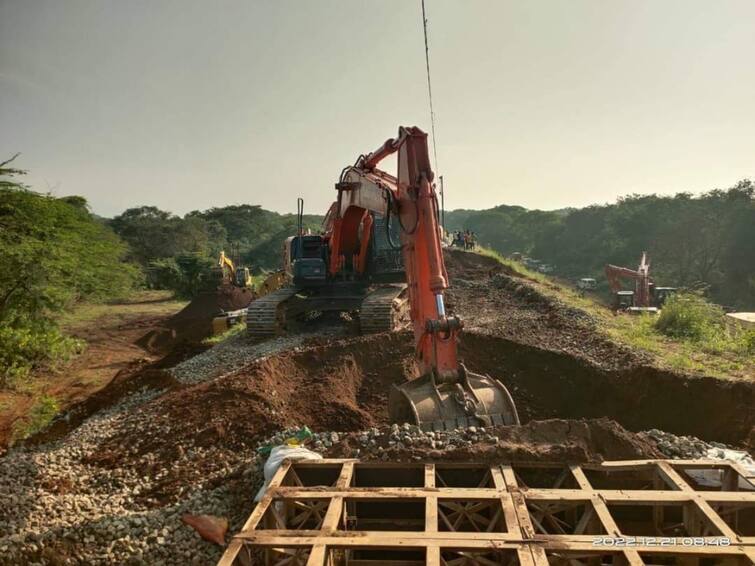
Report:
287,235,328,286
614,290,635,310
653,287,677,307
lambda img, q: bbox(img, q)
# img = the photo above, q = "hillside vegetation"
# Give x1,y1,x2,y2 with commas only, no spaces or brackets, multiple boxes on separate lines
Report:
446,181,755,309
480,248,754,379
0,158,139,385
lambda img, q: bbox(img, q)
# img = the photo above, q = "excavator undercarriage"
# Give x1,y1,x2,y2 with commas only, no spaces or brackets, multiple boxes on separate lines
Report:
247,283,408,338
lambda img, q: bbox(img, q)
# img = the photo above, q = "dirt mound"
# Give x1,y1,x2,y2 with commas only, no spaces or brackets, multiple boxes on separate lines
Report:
444,248,519,280
91,314,754,484
137,286,255,352
444,255,644,372
89,332,414,463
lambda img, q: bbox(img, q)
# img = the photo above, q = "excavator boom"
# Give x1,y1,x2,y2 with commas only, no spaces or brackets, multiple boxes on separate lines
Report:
331,126,519,430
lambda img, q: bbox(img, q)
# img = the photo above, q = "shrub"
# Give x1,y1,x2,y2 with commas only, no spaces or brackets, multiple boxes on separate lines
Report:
654,292,724,341
12,394,60,441
0,322,83,387
148,254,216,299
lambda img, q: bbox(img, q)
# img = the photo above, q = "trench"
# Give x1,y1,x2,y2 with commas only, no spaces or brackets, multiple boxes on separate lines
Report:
215,330,754,447
155,330,754,449
461,333,753,446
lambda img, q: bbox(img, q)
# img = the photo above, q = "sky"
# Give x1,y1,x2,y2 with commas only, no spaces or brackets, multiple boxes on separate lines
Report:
2,0,754,218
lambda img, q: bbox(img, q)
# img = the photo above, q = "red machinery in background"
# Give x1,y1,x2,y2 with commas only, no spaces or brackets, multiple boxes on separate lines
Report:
604,252,676,311
605,252,653,309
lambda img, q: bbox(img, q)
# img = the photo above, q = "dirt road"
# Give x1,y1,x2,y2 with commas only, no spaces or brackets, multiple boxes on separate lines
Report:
0,292,185,450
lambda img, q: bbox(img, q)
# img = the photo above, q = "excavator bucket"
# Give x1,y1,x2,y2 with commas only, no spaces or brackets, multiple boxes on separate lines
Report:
388,364,520,431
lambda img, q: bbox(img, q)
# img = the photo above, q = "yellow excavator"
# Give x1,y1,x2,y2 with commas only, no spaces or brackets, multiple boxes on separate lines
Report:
211,251,288,334
218,250,253,288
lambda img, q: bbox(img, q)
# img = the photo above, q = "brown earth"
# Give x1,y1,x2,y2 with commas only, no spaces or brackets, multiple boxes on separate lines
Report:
137,285,255,353
14,249,754,506
444,248,643,371
0,293,186,451
83,330,663,503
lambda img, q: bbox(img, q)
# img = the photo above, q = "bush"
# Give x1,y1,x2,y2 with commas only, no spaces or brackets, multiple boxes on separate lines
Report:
0,322,83,387
148,254,216,299
654,292,724,341
1,158,138,385
12,394,60,441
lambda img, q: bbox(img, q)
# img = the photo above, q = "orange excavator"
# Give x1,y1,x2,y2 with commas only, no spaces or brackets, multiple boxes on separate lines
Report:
604,252,676,311
247,126,519,430
605,252,653,309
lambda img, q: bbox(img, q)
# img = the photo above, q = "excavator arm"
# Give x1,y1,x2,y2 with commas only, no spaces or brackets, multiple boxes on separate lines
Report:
327,126,519,430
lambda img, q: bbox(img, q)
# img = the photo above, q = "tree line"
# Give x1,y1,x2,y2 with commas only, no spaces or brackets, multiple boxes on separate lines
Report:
0,158,322,383
445,181,755,309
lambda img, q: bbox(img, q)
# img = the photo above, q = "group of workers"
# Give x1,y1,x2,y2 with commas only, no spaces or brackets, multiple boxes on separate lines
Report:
451,230,477,250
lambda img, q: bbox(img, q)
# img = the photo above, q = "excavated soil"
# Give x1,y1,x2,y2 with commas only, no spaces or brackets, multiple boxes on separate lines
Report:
81,331,665,505
137,285,254,352
82,249,753,485
444,248,643,371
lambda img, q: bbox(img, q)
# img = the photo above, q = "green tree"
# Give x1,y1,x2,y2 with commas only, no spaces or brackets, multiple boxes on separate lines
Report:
0,156,138,384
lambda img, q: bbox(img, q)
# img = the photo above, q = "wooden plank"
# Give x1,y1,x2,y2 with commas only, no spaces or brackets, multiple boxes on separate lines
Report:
305,544,327,566
426,545,440,566
526,546,549,566
500,465,518,489
692,497,740,543
321,496,344,530
569,464,592,490
510,490,537,539
335,461,355,488
591,495,620,536
218,461,292,566
424,463,435,488
269,486,755,503
425,496,437,533
657,461,694,491
229,531,753,555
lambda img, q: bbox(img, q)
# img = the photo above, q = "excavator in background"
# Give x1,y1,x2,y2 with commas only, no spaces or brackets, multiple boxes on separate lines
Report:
218,250,253,288
210,250,287,334
247,126,519,430
604,252,676,312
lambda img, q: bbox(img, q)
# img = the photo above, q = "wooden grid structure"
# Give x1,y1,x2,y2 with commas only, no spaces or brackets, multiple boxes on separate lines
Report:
219,459,755,565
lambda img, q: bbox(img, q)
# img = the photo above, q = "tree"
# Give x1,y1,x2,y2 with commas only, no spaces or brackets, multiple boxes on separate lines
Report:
0,156,138,383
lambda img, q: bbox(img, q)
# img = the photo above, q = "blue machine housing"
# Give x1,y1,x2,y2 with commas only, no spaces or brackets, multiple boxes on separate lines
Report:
289,235,328,286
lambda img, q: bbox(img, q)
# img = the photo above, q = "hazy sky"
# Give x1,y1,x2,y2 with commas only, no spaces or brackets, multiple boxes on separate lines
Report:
2,1,754,217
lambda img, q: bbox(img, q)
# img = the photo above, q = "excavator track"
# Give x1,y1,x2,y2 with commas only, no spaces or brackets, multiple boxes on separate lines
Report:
359,284,408,334
246,287,301,338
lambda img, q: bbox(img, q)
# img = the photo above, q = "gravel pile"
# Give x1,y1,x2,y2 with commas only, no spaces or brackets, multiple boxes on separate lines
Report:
171,333,307,385
645,429,755,468
171,323,350,385
0,387,260,565
257,423,500,460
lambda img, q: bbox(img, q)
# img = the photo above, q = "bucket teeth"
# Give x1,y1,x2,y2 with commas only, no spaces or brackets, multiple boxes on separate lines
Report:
389,366,519,430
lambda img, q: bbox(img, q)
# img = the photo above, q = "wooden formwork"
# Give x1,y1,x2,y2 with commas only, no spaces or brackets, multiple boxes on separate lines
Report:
219,459,755,566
